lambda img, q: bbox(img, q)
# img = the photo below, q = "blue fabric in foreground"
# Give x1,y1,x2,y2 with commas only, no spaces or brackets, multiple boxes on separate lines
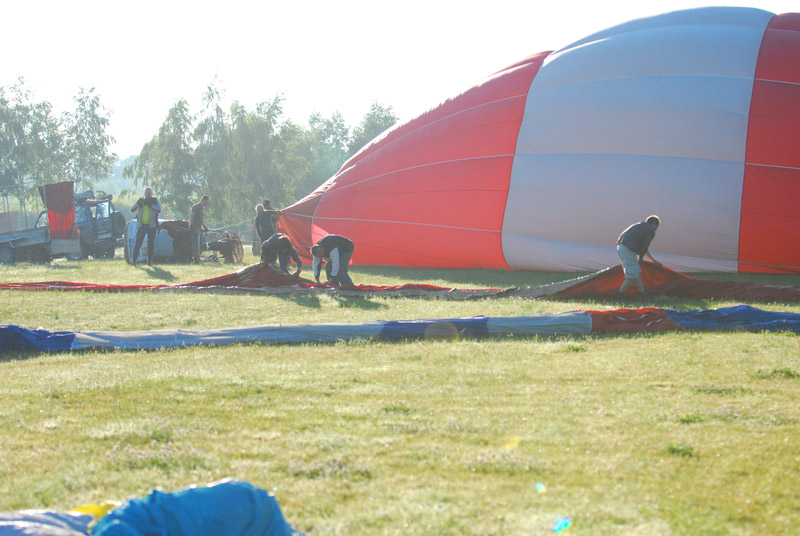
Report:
0,325,75,353
667,305,800,332
2,306,797,354
92,479,300,536
379,317,491,339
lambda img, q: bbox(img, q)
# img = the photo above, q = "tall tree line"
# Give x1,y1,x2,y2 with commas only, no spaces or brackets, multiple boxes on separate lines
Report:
124,85,398,226
0,79,114,211
1,78,398,229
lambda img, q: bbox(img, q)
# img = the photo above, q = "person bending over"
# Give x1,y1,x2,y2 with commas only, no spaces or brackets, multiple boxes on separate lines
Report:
261,233,303,277
310,234,355,287
615,215,662,298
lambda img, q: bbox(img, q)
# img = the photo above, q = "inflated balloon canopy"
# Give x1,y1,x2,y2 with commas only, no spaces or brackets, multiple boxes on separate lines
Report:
281,7,800,274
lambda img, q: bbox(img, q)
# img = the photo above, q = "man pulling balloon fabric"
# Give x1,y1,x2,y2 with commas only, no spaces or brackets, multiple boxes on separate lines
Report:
615,215,662,299
310,234,355,287
261,233,303,276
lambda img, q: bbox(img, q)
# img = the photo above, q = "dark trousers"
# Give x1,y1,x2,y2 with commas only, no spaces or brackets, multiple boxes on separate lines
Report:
325,249,354,286
263,249,291,271
132,226,157,264
191,229,200,260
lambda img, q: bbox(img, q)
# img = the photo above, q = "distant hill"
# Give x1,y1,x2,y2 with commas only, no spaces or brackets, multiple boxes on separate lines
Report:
95,155,136,195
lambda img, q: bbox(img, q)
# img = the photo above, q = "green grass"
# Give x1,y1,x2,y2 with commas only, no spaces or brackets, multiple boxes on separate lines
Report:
1,259,800,534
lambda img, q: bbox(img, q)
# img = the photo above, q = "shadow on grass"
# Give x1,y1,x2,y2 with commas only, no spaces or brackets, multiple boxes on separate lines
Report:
277,293,323,308
573,295,728,312
331,295,388,310
0,350,43,363
351,266,586,288
31,263,81,271
690,271,800,287
140,265,177,282
274,289,389,310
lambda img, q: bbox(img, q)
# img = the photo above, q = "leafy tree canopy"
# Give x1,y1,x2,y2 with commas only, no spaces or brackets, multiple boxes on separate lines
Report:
0,80,114,204
3,78,398,233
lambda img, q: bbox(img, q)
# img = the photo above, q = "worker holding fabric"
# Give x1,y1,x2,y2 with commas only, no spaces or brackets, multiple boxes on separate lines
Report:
130,187,161,266
615,215,662,298
261,233,303,276
310,234,355,287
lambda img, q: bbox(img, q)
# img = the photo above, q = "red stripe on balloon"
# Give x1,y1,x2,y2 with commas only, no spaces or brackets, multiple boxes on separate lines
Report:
740,13,800,273
287,51,550,269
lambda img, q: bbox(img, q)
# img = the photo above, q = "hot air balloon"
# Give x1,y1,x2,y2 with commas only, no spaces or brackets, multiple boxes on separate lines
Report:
281,7,800,273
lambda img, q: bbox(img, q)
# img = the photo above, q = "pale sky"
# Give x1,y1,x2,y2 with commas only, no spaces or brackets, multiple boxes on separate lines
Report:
4,0,797,158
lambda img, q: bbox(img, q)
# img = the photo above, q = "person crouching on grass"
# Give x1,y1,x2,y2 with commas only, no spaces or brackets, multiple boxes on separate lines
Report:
310,234,355,287
261,233,303,277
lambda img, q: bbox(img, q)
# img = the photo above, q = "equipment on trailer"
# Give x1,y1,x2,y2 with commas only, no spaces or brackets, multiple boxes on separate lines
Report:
125,219,243,264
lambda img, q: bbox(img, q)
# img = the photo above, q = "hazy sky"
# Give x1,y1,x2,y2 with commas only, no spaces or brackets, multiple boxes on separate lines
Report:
4,0,797,157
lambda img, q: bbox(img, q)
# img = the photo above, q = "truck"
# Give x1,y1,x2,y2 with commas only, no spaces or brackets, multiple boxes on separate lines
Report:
46,190,127,259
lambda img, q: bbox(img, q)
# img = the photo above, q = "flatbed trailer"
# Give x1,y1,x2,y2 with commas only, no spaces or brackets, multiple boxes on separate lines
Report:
0,221,81,264
0,225,49,263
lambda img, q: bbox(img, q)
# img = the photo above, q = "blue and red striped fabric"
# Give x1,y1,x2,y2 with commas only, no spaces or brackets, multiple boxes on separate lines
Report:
2,306,798,354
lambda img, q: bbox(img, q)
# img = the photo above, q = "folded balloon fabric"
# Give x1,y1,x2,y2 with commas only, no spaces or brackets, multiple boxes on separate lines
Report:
0,479,302,536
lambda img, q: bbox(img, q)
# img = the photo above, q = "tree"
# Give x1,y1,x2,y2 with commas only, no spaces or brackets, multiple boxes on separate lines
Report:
124,100,198,216
226,96,304,214
0,84,26,197
64,87,115,192
348,102,398,157
299,112,350,195
0,79,66,223
193,82,233,223
272,119,311,206
120,90,400,228
26,98,68,189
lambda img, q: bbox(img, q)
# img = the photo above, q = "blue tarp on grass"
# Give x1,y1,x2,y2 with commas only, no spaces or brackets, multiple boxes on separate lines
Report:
1,307,797,354
0,325,75,353
666,305,800,332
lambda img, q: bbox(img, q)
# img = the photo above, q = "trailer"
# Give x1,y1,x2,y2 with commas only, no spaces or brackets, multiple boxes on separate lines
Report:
0,225,49,264
0,181,83,264
0,223,81,264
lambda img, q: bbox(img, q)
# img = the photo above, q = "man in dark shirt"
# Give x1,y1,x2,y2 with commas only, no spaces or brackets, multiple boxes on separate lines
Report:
615,215,662,298
255,200,279,243
310,234,355,287
261,233,303,276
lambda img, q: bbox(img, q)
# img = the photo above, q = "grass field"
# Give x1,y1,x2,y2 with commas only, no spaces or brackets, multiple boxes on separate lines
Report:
1,259,799,535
